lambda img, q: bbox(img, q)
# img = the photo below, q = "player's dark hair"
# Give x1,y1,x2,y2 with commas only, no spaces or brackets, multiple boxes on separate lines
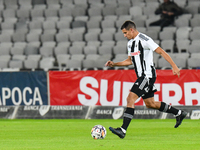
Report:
121,20,136,30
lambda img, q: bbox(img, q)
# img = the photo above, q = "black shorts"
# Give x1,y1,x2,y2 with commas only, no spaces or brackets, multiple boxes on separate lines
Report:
130,76,157,99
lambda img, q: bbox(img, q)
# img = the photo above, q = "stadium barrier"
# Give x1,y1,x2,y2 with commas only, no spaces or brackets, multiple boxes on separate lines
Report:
49,69,200,106
0,69,199,119
0,105,199,119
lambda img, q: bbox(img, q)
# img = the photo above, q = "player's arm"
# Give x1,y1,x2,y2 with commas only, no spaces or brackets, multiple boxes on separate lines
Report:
155,47,180,77
105,56,132,67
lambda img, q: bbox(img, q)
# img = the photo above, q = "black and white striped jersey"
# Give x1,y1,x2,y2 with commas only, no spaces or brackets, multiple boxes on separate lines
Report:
127,32,159,78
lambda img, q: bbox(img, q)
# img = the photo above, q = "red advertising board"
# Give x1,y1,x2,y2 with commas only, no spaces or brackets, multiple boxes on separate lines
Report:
49,69,200,106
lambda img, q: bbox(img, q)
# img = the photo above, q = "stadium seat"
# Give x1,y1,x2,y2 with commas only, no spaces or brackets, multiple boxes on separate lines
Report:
137,27,146,33
40,31,56,42
1,21,15,30
56,54,70,68
87,41,101,47
26,33,40,43
74,16,89,22
12,32,26,43
116,15,133,28
0,59,9,68
18,0,32,9
24,59,39,69
129,6,143,18
190,53,200,59
71,54,85,61
188,40,200,54
55,32,69,43
145,30,159,40
4,0,18,9
158,57,171,69
71,7,86,17
72,20,86,28
190,17,200,27
176,39,190,53
69,28,85,42
67,59,82,69
162,27,177,33
60,0,74,8
102,6,116,17
27,54,41,61
10,46,25,55
9,60,24,69
16,8,30,20
30,9,44,21
115,7,129,16
24,55,39,69
69,45,83,55
131,0,145,7
54,44,69,56
160,40,175,53
174,17,190,28
74,0,88,8
174,0,187,8
117,0,131,8
104,0,118,7
0,33,12,42
159,30,174,40
99,32,114,42
143,3,159,16
82,59,96,68
189,30,200,40
84,45,98,54
145,15,160,27
112,54,128,62
187,58,200,69
29,20,43,30
39,57,55,70
114,31,126,41
176,27,191,40
46,0,60,7
86,20,101,29
72,41,86,47
185,5,199,15
39,47,54,57
44,8,59,21
98,45,113,55
113,45,127,55
56,20,71,30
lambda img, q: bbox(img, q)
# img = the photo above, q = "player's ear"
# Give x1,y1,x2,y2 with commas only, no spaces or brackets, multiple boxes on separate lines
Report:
130,28,135,32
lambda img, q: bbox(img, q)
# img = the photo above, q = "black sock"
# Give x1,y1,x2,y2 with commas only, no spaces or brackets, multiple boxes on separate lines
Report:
121,107,134,131
159,102,179,115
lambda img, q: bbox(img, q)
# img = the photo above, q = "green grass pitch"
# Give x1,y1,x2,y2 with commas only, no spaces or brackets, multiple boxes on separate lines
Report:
0,119,199,150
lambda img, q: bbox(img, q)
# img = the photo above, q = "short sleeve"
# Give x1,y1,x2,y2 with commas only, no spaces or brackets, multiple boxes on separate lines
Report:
146,38,159,51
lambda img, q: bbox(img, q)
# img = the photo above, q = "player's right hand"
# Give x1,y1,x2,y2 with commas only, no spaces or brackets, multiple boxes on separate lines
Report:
105,60,114,67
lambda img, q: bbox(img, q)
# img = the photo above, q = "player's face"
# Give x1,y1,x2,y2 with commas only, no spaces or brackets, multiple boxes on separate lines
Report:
122,28,134,40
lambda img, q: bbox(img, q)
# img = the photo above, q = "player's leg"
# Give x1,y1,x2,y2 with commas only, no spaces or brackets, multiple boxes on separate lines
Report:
143,97,187,128
109,77,147,138
109,92,138,139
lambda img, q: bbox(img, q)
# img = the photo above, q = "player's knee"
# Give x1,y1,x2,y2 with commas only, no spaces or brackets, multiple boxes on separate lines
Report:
126,97,132,105
126,95,135,107
145,102,155,109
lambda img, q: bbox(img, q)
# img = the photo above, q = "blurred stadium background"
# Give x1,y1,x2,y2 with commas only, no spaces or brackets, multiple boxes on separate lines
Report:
0,0,199,71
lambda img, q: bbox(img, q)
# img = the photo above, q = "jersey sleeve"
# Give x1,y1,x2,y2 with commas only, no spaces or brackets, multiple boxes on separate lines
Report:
146,38,159,51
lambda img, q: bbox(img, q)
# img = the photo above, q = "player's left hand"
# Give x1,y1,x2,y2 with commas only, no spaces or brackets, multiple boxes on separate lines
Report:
172,66,180,78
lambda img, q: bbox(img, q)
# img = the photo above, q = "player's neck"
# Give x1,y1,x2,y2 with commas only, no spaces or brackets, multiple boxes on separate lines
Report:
132,30,139,39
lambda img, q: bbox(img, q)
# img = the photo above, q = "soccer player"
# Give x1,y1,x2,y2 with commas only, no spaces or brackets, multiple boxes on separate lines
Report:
105,20,187,139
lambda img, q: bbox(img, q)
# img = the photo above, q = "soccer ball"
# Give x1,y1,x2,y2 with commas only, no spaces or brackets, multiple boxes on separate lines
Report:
91,125,107,139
